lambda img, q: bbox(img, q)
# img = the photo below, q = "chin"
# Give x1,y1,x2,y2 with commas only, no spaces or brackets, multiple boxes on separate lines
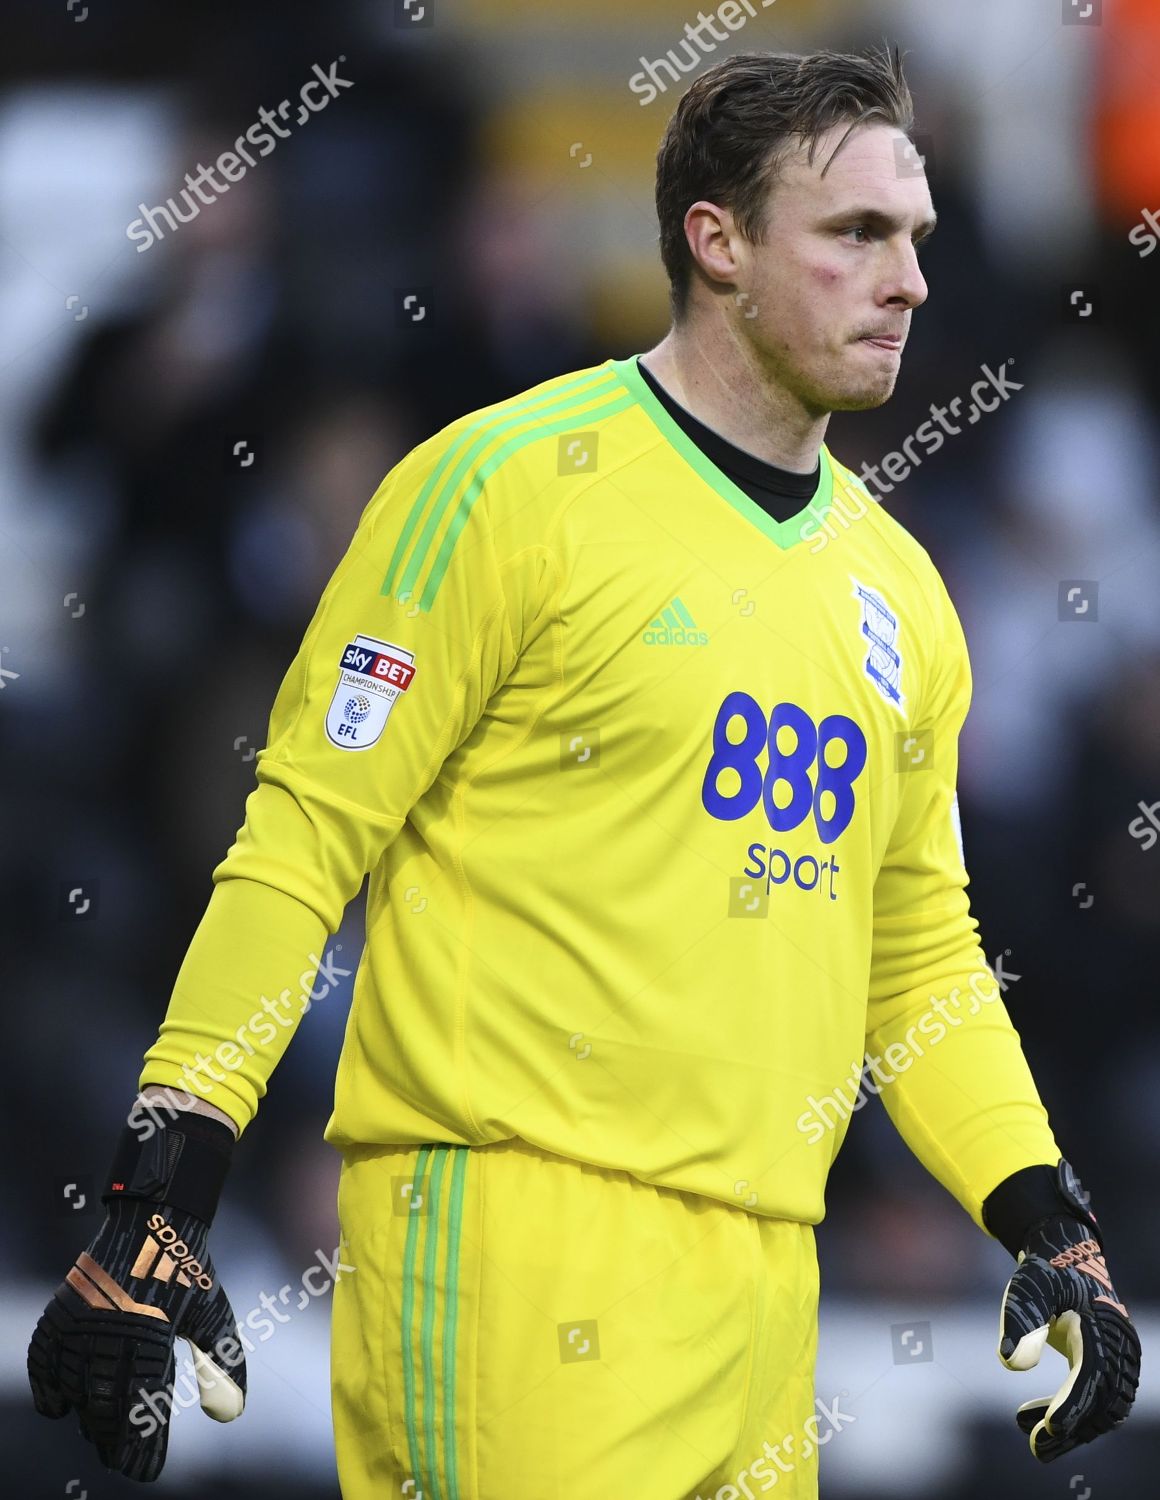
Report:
826,376,898,412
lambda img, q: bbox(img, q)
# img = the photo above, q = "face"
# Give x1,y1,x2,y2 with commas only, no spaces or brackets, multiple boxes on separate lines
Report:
686,121,936,415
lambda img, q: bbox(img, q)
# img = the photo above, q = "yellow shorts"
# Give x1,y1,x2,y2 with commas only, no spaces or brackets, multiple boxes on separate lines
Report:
331,1137,821,1500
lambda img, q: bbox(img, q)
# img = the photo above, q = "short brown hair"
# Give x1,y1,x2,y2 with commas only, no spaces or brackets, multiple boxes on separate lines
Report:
655,46,916,320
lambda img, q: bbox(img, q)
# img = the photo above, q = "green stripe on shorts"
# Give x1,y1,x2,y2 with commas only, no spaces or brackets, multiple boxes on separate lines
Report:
402,1146,471,1499
401,1146,431,1488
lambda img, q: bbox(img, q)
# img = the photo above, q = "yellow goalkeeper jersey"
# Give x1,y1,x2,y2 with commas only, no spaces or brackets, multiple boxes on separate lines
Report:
141,355,1057,1227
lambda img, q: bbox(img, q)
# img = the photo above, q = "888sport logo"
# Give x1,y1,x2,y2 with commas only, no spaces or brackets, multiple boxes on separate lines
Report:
700,692,867,901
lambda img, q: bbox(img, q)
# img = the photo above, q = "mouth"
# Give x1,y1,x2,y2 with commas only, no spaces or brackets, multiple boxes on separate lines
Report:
858,333,903,353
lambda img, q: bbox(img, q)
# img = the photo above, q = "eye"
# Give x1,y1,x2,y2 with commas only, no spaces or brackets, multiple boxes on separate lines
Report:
843,225,870,244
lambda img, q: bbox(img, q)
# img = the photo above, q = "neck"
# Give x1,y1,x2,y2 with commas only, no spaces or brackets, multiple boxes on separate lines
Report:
638,320,829,472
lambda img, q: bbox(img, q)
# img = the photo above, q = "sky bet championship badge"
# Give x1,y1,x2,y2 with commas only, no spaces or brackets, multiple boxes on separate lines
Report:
325,634,416,750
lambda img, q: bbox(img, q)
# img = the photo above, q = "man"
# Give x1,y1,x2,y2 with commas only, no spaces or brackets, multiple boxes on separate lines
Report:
29,46,1140,1500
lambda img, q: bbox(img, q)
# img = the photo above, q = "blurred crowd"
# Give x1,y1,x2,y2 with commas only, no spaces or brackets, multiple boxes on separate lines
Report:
3,0,1159,1496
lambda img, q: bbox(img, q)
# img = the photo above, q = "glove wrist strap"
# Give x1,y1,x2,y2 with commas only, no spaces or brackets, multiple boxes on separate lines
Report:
982,1158,1101,1258
102,1111,236,1226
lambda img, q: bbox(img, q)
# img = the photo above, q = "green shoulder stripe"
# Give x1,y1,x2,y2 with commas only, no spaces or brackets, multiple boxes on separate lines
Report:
416,388,633,611
380,367,630,610
382,367,610,601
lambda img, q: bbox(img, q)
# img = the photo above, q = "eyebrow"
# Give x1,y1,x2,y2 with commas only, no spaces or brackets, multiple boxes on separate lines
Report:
820,206,939,242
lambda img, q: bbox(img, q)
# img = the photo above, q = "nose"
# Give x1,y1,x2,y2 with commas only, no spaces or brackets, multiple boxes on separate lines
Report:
886,240,928,311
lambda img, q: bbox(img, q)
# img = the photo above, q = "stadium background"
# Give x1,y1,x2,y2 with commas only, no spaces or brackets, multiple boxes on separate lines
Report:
2,0,1158,1494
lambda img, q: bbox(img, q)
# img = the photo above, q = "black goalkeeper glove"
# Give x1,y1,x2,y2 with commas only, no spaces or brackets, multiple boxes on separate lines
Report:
983,1157,1141,1463
28,1109,245,1482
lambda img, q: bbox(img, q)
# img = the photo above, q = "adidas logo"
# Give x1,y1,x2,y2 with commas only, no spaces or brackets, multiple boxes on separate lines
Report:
1050,1238,1131,1317
642,595,708,646
127,1212,214,1291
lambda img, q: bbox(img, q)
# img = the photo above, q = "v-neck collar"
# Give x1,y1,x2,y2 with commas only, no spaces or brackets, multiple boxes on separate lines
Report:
608,355,835,552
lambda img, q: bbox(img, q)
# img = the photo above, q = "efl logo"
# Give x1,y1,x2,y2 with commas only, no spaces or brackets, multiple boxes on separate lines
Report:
326,633,416,750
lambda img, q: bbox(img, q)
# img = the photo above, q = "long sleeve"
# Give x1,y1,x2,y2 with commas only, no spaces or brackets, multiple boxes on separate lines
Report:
865,571,1059,1231
139,877,330,1133
139,436,533,1133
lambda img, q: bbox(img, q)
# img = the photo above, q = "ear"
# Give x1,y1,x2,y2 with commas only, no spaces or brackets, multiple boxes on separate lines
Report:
683,199,745,291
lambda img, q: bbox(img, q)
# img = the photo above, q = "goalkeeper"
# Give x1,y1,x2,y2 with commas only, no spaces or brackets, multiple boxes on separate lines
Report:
29,43,1139,1499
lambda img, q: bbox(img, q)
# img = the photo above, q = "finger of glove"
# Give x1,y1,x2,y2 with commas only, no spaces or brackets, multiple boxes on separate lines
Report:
1014,1311,1122,1459
28,1275,184,1481
1048,1312,1142,1451
1015,1398,1050,1437
27,1307,72,1419
111,1382,174,1486
76,1398,170,1486
1041,1309,1102,1436
82,1329,173,1481
1027,1414,1081,1464
999,1259,1059,1368
1090,1307,1143,1431
1015,1398,1083,1460
178,1281,246,1421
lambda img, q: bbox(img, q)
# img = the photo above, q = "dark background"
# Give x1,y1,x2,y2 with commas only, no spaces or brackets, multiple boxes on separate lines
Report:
2,0,1157,1495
